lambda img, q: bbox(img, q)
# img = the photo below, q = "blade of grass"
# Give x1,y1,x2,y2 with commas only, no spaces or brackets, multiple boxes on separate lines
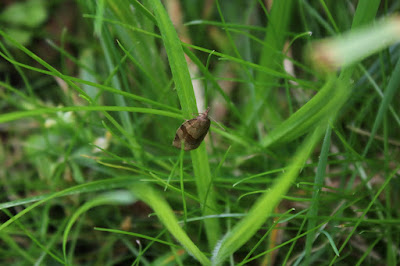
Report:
266,0,381,149
351,0,380,29
0,29,91,102
148,0,221,249
106,0,169,90
182,46,242,121
0,178,142,231
261,77,342,148
211,124,326,265
362,57,400,156
329,165,400,265
304,124,332,264
0,39,35,98
99,25,142,161
0,43,178,112
1,209,65,264
94,227,179,248
0,106,182,124
130,184,210,265
62,191,136,263
243,0,294,132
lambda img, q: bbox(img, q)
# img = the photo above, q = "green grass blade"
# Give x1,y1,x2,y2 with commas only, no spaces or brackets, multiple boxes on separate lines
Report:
351,0,380,29
329,165,400,265
130,184,210,265
211,124,326,265
363,57,400,156
0,106,182,124
62,191,136,263
261,77,344,147
244,0,295,130
0,178,141,231
148,0,221,249
304,124,332,264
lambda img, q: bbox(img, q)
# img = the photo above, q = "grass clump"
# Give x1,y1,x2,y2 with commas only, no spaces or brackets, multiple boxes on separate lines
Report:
0,0,399,265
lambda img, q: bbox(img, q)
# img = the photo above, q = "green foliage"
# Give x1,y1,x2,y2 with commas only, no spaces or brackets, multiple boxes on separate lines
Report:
0,0,399,265
0,0,48,45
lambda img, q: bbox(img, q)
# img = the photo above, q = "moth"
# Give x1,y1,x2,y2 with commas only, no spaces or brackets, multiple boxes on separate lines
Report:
173,108,210,151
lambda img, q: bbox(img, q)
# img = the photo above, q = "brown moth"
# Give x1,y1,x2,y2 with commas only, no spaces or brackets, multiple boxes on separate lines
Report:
173,108,211,151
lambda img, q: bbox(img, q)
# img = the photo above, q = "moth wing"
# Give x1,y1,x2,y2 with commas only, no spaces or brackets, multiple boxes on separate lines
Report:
185,118,210,139
172,113,211,151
